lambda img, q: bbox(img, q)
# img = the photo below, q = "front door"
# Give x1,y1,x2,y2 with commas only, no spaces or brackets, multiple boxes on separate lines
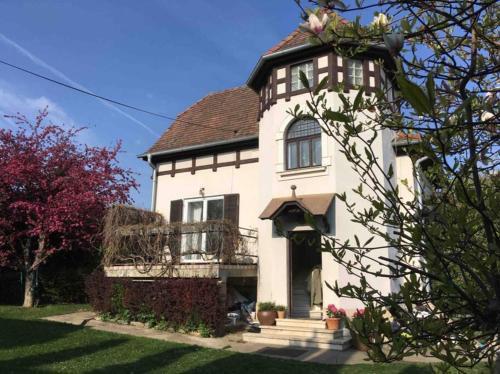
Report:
288,231,322,318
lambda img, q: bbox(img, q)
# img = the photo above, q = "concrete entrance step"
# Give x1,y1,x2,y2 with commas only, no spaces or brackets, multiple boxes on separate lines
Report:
290,312,322,320
276,318,326,329
260,325,343,339
242,331,351,350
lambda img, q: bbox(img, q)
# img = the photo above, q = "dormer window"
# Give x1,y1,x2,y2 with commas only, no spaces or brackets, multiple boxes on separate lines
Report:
286,118,322,169
347,60,363,86
291,61,314,91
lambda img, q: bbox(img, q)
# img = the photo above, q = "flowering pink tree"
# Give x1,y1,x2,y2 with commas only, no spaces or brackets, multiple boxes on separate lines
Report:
0,110,137,307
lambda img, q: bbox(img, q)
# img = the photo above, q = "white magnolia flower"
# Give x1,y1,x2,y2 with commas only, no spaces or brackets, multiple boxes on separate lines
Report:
372,13,389,28
481,111,495,122
308,13,329,34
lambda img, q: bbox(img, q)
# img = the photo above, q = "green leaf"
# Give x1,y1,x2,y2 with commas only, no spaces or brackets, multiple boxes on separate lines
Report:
387,164,394,178
339,93,349,108
353,87,365,111
364,147,373,162
401,18,411,33
426,73,435,108
299,70,310,89
326,110,350,123
314,75,329,95
396,74,432,115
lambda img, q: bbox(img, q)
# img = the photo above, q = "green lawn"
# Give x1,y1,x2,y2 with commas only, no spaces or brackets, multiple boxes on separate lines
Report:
0,304,487,373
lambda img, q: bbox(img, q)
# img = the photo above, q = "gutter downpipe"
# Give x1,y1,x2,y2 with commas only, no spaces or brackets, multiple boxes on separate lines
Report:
147,154,158,212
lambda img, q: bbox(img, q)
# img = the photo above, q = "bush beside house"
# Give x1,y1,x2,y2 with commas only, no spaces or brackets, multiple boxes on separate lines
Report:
0,249,100,305
0,269,23,305
39,249,101,304
85,270,225,336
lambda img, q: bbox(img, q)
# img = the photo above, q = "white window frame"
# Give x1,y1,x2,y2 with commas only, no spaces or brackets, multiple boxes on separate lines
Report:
181,196,224,263
347,59,363,86
291,61,314,91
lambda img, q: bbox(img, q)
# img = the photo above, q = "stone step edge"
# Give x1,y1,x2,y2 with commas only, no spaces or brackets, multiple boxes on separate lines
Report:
242,334,352,350
245,331,349,344
276,319,326,326
260,325,343,337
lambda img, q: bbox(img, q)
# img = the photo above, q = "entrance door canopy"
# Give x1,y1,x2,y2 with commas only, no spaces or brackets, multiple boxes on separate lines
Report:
259,193,334,220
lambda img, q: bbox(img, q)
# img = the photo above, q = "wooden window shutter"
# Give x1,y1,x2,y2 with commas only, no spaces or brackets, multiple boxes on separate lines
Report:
223,194,239,227
169,199,183,263
223,194,239,263
170,200,183,223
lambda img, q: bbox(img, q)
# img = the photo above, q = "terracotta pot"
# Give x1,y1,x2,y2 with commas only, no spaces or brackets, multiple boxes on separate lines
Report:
326,317,341,330
277,310,286,319
257,311,277,326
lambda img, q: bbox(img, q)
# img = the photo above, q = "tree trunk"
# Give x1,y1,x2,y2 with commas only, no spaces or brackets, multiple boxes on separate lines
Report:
22,269,35,308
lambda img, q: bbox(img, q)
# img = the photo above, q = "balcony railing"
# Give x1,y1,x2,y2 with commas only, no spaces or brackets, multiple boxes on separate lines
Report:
103,220,258,268
179,223,258,264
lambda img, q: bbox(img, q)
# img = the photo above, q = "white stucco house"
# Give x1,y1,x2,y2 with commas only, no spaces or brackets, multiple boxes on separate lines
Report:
106,24,422,345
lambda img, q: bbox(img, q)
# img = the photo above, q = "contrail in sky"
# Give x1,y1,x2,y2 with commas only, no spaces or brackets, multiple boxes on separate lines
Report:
0,32,159,136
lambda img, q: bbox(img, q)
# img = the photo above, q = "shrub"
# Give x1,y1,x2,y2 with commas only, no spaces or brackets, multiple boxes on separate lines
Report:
84,270,113,313
39,248,101,304
275,305,286,312
85,270,225,335
258,302,276,311
0,269,23,305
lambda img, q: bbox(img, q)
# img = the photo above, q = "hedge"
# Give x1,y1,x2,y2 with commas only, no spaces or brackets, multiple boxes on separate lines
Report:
85,270,225,336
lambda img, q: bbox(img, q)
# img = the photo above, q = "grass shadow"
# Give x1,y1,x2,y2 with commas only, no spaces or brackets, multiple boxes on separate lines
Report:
0,337,127,373
88,345,204,373
0,318,83,350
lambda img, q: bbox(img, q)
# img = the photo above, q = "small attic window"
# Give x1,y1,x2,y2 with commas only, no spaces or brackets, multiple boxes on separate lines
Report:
347,60,363,86
291,61,313,91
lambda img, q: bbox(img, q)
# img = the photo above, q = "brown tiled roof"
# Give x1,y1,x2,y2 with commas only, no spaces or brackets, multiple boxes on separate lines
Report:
147,86,259,154
265,28,309,55
265,13,349,56
393,131,422,146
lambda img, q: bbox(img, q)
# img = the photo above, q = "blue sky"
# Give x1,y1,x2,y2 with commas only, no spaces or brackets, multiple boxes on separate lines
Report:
0,1,373,208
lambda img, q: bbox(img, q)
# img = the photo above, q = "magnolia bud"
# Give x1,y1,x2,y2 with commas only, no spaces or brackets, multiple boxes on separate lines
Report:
481,111,495,122
372,13,389,28
383,32,404,55
307,13,329,34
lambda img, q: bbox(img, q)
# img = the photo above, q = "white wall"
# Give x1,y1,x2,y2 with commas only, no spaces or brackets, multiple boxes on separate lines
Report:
257,83,402,312
155,149,260,236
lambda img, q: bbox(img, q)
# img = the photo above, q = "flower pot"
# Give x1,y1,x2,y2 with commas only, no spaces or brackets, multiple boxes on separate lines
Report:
277,310,286,319
257,311,277,326
326,317,341,330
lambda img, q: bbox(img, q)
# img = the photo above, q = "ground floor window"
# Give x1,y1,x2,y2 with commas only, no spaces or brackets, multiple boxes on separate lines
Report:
182,196,224,261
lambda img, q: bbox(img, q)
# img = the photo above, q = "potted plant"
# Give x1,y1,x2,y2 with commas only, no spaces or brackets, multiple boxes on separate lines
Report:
275,305,286,319
325,304,345,330
349,308,369,351
257,302,277,326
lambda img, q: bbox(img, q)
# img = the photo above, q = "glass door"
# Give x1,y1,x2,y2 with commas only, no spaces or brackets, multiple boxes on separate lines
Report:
184,200,203,261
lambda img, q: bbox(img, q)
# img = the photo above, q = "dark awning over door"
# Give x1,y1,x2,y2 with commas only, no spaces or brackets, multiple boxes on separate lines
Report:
259,193,334,220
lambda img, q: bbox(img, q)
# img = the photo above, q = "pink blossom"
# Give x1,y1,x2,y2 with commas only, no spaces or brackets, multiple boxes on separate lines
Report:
353,308,365,318
307,13,329,34
0,109,137,271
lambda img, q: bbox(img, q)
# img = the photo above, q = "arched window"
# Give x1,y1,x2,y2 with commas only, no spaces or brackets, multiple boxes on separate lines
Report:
286,118,322,169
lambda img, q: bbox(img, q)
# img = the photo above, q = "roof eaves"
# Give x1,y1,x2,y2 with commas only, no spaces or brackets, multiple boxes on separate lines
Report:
246,43,313,89
246,40,391,90
138,134,259,160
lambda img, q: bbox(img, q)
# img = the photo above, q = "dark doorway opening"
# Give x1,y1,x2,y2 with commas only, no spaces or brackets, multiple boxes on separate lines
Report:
288,231,322,318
